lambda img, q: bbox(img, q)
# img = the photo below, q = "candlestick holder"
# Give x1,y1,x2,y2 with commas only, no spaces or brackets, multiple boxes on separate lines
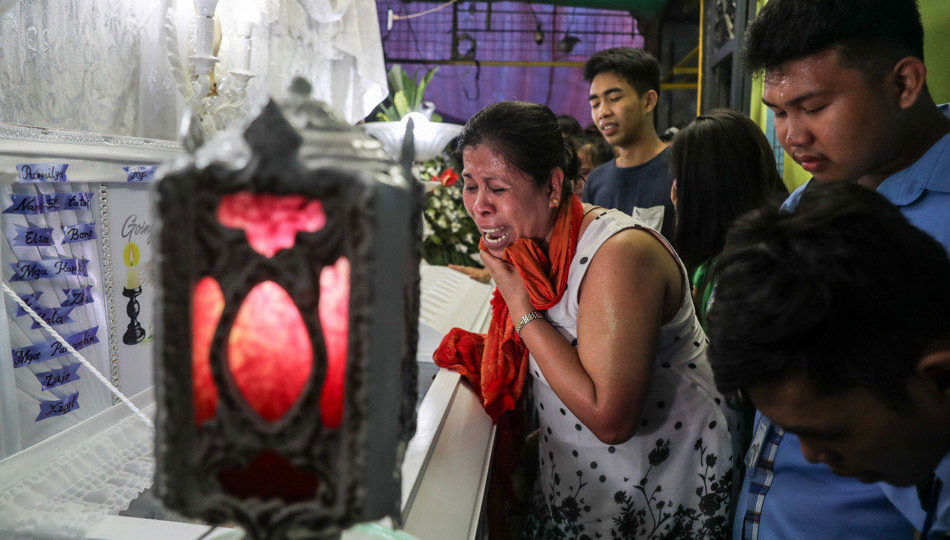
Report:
164,3,257,137
122,286,146,345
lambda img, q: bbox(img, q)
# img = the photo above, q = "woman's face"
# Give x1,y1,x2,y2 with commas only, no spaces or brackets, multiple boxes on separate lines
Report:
461,144,561,259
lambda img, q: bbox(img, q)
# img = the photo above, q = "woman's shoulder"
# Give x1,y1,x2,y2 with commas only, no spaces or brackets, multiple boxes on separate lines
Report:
572,210,670,282
578,204,634,239
578,206,656,253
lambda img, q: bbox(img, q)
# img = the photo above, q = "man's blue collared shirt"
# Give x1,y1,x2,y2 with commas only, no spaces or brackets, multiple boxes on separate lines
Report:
734,106,949,540
923,453,950,535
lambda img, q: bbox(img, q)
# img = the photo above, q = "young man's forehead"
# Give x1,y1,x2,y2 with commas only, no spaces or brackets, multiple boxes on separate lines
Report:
589,85,626,99
761,48,865,86
762,52,877,103
590,70,636,90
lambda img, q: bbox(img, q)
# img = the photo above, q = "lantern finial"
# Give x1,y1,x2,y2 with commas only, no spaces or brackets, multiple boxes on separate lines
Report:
243,100,302,163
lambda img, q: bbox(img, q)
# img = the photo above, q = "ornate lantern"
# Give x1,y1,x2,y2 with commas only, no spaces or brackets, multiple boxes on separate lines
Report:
154,79,421,539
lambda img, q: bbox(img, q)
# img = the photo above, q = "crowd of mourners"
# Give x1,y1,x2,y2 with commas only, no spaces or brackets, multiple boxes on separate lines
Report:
434,0,950,538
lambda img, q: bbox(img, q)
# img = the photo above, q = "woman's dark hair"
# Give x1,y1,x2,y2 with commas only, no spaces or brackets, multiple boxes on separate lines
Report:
669,109,788,273
557,115,584,140
573,134,614,168
455,101,578,198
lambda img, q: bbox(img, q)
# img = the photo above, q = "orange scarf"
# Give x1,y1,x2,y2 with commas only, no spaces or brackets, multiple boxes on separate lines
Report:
433,194,583,421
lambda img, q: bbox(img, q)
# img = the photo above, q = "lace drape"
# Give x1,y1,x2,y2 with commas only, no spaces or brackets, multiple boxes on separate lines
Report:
0,399,155,538
0,1,175,138
0,0,386,140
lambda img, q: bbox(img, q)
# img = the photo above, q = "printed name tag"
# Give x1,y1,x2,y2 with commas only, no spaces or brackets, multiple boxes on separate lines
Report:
12,225,54,246
14,293,75,327
60,286,94,307
61,223,96,244
57,192,92,211
36,392,80,421
2,195,53,215
35,363,82,391
22,306,76,329
9,258,89,281
17,164,68,183
11,327,99,367
1,192,92,215
123,165,157,183
15,292,45,315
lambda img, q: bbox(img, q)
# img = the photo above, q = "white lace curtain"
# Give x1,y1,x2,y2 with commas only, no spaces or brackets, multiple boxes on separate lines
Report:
0,0,387,140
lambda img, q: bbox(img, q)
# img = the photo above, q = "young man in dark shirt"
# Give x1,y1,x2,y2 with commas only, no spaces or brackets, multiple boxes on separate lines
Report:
582,48,675,239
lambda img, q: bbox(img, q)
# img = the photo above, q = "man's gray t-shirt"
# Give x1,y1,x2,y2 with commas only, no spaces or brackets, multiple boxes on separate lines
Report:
581,147,676,239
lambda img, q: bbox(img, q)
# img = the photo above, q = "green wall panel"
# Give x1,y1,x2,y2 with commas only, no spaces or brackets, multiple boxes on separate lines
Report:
921,0,950,104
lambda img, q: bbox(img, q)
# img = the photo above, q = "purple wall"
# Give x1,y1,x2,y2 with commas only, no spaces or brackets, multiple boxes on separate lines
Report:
377,1,643,126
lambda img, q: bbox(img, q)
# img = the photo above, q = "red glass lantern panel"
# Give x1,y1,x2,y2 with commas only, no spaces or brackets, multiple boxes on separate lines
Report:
216,450,319,502
217,192,325,258
192,276,224,426
228,281,313,422
318,257,350,428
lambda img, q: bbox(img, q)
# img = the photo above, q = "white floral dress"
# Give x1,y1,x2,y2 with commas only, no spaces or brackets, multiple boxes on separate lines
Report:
524,208,740,539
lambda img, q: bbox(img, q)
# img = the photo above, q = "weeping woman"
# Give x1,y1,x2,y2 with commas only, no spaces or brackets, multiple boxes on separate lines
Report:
435,101,739,539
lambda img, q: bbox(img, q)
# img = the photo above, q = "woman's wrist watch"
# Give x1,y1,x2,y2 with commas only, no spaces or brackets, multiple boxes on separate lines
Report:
514,310,545,335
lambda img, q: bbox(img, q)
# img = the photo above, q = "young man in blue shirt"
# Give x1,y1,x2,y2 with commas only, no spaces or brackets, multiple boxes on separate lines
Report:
707,182,950,540
731,0,950,538
582,48,676,239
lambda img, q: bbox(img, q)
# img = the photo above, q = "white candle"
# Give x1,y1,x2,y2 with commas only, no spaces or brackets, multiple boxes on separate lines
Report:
238,20,254,71
126,267,141,290
194,0,220,17
194,0,220,57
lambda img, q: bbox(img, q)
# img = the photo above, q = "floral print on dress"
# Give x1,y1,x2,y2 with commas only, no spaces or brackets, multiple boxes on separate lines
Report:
525,436,734,540
609,438,733,539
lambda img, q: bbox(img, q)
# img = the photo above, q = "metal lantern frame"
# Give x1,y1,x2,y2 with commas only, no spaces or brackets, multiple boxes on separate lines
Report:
154,88,421,539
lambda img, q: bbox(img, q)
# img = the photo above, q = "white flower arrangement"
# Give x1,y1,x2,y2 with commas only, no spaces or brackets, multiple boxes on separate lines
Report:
417,155,482,266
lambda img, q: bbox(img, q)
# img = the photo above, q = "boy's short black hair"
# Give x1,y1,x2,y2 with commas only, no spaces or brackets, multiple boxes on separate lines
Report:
707,182,950,406
744,0,924,77
584,47,661,97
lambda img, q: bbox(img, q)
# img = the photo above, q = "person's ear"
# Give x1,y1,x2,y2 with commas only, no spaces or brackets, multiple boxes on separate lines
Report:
549,168,565,208
916,345,950,397
643,89,659,114
891,56,927,110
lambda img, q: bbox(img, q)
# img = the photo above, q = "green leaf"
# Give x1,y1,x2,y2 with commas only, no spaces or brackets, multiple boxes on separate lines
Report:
400,70,415,112
388,65,406,96
393,91,411,117
405,69,421,112
376,102,399,122
416,68,438,109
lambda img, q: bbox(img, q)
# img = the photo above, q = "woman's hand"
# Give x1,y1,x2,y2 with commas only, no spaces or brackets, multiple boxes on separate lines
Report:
480,248,533,319
447,264,491,284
